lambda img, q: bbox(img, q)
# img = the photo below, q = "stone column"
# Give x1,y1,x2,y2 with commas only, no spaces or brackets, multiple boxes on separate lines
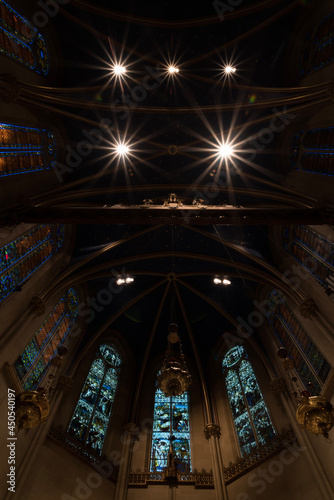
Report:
114,423,140,500
271,378,334,500
5,378,72,500
204,423,228,500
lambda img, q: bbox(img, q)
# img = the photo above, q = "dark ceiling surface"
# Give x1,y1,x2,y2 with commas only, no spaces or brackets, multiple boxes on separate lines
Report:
47,0,311,371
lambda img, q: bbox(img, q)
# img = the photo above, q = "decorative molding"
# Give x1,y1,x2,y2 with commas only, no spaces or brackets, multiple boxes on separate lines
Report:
47,427,119,482
204,423,221,439
29,296,46,316
124,422,140,440
128,471,214,489
271,378,287,394
57,375,73,392
299,298,316,319
223,429,297,484
128,431,297,489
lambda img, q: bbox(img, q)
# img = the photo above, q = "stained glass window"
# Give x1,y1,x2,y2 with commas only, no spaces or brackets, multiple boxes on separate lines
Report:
14,288,78,390
281,225,334,285
266,290,331,395
0,224,65,303
290,127,334,176
151,388,191,473
222,346,275,457
0,0,48,74
68,344,122,455
0,123,56,177
299,12,334,75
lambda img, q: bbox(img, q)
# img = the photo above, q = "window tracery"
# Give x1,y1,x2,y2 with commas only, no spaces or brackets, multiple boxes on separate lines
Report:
68,344,122,454
223,346,275,457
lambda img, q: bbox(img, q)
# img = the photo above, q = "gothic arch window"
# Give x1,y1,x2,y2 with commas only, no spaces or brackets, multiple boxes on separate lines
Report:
68,344,122,455
281,225,334,285
299,12,334,75
222,345,275,457
151,387,191,472
14,288,78,390
0,0,49,74
266,290,331,394
0,223,65,303
290,127,334,176
0,123,56,177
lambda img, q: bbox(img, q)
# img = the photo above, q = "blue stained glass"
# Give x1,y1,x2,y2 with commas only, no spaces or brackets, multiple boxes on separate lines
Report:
0,0,49,74
290,128,334,176
0,123,57,177
151,389,191,472
223,346,275,457
282,226,334,285
68,344,121,454
14,289,78,390
267,289,331,393
0,224,64,303
299,12,334,75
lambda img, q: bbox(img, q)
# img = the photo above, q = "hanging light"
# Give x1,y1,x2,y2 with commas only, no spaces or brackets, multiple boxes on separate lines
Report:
277,347,334,439
15,346,68,431
157,323,192,397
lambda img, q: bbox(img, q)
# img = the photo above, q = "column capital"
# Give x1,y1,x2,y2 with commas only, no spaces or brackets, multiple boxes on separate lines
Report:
124,422,140,438
271,378,287,394
299,298,316,319
57,375,73,392
29,296,46,316
204,423,221,440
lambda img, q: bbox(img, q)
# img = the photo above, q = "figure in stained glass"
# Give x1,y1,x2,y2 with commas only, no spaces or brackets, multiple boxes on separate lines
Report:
223,346,275,457
151,388,191,472
68,344,121,454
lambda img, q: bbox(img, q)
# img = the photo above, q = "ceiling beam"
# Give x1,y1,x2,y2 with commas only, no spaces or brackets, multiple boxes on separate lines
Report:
4,205,334,226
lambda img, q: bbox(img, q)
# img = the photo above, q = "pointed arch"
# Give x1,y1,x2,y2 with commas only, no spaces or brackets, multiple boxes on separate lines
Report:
266,289,331,394
14,288,78,390
281,225,334,285
0,0,49,74
68,344,122,455
222,345,275,457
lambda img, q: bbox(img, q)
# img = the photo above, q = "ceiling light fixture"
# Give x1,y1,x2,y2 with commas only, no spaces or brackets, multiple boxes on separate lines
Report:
115,142,130,157
113,64,126,76
224,65,236,74
217,142,235,160
168,66,179,74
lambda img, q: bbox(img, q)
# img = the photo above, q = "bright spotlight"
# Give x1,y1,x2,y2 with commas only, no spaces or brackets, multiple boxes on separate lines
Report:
116,143,130,156
125,277,134,283
218,142,234,159
113,64,126,75
222,279,231,286
224,65,236,74
168,66,179,74
214,278,222,284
